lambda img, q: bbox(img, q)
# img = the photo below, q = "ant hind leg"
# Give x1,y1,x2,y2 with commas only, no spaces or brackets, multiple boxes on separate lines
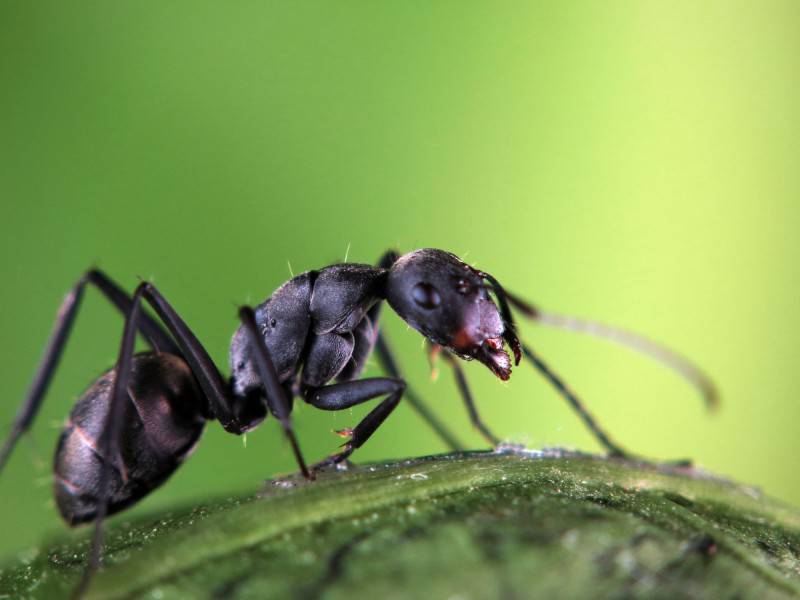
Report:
0,269,178,475
72,285,147,598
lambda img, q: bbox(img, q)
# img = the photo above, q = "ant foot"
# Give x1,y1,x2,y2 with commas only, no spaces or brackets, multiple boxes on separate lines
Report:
310,447,355,474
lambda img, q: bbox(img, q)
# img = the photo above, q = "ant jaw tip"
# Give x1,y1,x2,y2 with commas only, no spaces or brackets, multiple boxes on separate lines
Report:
488,361,512,381
512,340,522,365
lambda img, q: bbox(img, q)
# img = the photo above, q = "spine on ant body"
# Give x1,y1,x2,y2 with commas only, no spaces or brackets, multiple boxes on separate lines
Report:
53,353,206,526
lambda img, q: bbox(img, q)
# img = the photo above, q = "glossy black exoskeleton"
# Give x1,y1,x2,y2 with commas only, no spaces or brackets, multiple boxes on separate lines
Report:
0,248,716,597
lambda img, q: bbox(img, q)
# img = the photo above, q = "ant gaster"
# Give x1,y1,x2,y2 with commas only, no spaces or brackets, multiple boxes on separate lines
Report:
0,248,717,597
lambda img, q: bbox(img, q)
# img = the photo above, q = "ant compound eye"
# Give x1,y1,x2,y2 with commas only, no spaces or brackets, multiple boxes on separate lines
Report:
411,282,441,309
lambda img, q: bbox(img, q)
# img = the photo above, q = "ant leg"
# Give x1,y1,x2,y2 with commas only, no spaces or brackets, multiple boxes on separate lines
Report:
83,270,181,355
481,276,631,457
0,270,177,474
487,281,695,462
137,281,332,471
133,283,239,432
0,279,85,473
374,333,464,451
73,284,147,598
304,378,405,468
369,251,464,451
375,249,400,270
520,343,629,458
438,349,500,447
524,340,691,464
238,307,311,479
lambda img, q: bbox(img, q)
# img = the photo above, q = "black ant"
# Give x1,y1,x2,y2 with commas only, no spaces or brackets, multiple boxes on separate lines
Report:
0,248,716,597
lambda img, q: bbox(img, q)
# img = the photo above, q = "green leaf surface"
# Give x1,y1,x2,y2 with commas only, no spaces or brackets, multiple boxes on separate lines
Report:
2,449,800,599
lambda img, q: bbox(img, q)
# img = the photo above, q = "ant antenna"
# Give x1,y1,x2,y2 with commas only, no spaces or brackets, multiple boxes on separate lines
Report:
501,289,719,410
536,311,718,409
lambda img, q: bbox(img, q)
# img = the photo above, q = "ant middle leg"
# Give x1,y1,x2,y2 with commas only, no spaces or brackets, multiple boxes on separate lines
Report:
482,278,635,458
238,306,310,479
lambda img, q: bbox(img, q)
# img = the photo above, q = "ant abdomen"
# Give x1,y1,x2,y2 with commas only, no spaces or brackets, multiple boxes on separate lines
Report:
53,353,206,525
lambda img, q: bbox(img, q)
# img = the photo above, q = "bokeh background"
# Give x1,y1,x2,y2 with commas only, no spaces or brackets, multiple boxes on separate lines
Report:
1,1,798,559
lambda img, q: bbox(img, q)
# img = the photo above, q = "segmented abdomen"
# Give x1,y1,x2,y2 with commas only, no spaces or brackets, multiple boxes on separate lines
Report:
54,353,206,525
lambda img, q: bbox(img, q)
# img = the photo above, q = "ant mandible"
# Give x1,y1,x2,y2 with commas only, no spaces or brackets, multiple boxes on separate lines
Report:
0,248,717,597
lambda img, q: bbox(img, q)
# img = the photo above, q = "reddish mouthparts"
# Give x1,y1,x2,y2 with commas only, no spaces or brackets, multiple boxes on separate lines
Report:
477,336,512,380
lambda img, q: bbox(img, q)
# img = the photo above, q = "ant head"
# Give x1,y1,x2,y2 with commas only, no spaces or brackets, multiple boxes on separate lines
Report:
385,248,516,380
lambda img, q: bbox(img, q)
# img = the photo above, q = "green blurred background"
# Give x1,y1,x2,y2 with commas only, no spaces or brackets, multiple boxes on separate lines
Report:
1,1,798,559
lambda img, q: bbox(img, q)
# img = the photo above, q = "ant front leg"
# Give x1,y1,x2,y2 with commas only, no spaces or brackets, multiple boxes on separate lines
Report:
486,277,690,460
519,334,692,465
519,343,630,458
482,276,633,458
303,378,406,470
73,284,153,598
